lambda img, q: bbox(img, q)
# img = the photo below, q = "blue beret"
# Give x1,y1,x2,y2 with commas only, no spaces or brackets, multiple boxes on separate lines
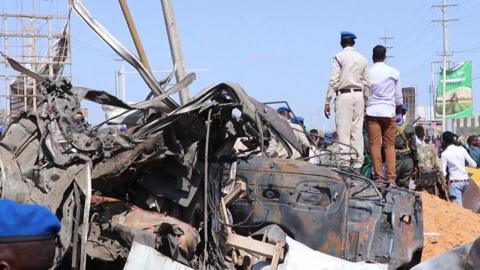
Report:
277,107,291,114
291,116,304,125
340,31,356,40
401,103,408,111
0,199,61,242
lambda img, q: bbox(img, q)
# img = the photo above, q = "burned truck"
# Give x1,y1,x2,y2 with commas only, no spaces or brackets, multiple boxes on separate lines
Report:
0,76,423,269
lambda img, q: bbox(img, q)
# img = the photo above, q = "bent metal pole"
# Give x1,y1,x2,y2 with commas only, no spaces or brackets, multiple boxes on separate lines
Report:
118,0,152,71
160,0,190,105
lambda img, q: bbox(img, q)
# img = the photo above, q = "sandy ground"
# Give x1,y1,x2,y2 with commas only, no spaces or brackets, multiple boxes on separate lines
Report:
421,192,480,260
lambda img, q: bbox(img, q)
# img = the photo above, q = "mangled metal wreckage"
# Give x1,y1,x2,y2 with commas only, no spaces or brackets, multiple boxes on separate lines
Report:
0,78,423,269
0,1,423,269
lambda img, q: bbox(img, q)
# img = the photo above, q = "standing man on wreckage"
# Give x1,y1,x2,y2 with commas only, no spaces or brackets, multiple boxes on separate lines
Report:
366,45,403,184
324,31,370,171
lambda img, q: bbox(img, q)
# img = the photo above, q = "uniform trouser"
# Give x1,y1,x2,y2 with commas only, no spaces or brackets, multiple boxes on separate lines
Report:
361,152,373,178
396,156,413,188
334,92,364,168
415,170,439,195
367,116,396,181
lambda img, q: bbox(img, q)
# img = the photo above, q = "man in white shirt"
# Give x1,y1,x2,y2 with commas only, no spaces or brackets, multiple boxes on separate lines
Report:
324,31,370,170
366,45,403,183
441,131,477,206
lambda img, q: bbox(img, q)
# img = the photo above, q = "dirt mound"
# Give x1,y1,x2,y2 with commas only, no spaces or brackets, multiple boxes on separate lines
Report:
421,192,480,261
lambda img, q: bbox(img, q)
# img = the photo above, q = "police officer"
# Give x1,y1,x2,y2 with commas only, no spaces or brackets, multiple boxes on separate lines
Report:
277,106,292,121
277,107,309,156
324,31,370,171
395,104,418,187
309,129,325,149
320,132,341,166
0,199,61,270
290,116,310,155
415,125,446,195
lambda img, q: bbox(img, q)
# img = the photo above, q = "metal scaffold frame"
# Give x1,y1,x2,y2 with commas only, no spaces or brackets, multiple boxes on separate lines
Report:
0,0,71,121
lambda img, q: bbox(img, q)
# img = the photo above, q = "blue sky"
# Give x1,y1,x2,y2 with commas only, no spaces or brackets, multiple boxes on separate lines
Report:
4,0,480,131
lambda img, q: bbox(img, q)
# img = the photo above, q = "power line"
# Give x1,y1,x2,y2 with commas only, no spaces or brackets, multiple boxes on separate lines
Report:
395,22,436,53
401,52,437,78
400,33,438,59
432,0,458,131
454,45,480,53
450,1,480,18
394,2,435,45
70,35,116,56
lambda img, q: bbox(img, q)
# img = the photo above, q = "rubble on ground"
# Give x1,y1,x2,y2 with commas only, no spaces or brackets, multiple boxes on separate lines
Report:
413,236,480,270
421,192,480,261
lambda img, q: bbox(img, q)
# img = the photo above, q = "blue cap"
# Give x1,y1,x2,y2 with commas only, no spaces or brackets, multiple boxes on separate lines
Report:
291,116,304,125
277,107,291,114
340,31,357,40
401,103,408,111
0,199,61,241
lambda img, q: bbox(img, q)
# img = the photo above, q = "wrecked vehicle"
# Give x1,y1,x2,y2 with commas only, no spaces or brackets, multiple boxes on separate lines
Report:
0,0,423,269
229,158,423,269
0,77,423,269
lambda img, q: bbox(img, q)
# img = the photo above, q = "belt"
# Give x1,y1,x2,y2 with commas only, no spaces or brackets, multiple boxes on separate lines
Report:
419,169,437,174
336,88,362,95
416,171,437,186
450,179,469,183
396,152,412,160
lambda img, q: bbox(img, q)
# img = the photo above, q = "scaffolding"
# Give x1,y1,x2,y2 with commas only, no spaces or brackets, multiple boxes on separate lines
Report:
0,0,71,122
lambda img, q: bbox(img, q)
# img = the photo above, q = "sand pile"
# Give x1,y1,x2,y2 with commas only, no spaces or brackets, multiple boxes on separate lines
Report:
421,192,480,260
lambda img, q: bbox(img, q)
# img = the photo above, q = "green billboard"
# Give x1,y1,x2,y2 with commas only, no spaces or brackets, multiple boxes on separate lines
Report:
435,61,473,119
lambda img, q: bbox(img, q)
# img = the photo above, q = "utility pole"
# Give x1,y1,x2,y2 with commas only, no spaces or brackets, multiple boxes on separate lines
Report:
432,0,458,132
115,59,126,100
120,63,126,101
160,0,190,105
379,30,394,60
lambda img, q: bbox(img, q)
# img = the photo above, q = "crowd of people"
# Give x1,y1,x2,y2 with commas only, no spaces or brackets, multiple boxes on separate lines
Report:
275,31,479,208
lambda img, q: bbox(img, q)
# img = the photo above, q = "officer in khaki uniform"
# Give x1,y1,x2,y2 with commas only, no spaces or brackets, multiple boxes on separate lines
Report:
324,31,370,170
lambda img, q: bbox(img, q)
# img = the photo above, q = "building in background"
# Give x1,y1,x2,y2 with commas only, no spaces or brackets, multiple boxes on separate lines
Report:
415,105,442,138
416,105,432,121
402,86,416,122
454,115,480,136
